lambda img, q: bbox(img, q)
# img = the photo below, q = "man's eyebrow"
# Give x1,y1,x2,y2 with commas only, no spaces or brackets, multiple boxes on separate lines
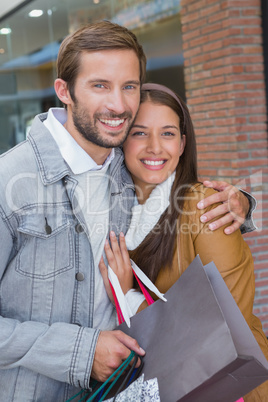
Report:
87,79,140,85
88,79,110,83
125,80,140,85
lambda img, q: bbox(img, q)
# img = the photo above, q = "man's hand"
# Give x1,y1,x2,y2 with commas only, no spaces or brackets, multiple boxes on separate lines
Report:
197,180,250,235
91,330,145,382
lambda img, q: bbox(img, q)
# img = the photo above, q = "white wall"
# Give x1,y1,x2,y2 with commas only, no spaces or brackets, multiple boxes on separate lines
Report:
0,0,25,19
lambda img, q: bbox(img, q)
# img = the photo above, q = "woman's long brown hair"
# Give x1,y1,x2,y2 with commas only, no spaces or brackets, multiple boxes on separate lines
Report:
129,88,198,283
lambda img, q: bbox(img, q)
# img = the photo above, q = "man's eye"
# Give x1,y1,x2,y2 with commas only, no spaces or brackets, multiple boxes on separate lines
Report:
95,84,105,88
124,85,135,90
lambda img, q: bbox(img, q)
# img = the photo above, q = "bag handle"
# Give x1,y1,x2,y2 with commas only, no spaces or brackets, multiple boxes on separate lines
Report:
66,351,138,402
108,259,167,326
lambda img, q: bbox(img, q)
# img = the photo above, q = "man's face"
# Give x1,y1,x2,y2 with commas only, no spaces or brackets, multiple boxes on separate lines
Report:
69,49,141,149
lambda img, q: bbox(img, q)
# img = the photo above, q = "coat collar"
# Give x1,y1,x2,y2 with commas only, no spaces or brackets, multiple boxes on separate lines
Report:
27,113,130,187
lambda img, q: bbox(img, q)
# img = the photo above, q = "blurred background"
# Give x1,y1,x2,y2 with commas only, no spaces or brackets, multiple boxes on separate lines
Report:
0,0,184,153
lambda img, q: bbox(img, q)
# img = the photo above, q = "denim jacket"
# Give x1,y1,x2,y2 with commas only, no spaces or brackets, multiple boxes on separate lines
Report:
0,113,135,401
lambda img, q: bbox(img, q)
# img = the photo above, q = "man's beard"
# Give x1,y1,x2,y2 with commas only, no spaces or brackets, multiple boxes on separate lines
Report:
72,101,134,149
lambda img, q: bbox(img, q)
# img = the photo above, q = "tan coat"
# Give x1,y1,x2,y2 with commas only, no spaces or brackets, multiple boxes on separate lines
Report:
133,184,268,401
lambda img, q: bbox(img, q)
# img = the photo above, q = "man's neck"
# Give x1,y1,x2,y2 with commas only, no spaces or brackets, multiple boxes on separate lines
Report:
63,121,112,165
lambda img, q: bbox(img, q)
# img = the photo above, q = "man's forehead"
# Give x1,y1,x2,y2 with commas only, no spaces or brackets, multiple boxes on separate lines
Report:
79,49,140,80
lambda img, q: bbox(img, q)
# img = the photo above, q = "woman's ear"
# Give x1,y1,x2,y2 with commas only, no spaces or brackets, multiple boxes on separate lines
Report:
180,134,186,156
54,79,72,106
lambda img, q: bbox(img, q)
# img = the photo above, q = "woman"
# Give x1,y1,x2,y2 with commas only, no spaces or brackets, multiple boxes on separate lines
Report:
99,83,268,401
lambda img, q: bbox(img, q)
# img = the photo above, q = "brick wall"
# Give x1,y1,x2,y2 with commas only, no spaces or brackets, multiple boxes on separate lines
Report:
181,0,268,334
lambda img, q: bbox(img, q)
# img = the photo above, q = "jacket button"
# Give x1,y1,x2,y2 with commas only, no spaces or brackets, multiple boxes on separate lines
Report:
76,272,85,281
75,223,84,233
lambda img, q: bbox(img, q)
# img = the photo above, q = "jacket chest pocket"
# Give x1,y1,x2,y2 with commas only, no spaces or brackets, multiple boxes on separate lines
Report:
16,210,74,279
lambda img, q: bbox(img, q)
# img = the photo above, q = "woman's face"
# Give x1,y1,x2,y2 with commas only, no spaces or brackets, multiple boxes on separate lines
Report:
123,100,185,198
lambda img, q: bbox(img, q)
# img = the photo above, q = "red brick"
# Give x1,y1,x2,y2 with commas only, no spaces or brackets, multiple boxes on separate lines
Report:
198,159,232,167
242,8,262,17
223,17,262,28
200,3,220,17
243,27,263,35
204,76,226,86
183,47,202,59
243,46,263,54
189,53,211,66
222,0,260,7
184,16,209,31
181,11,201,24
207,110,229,118
201,22,223,35
226,73,264,83
187,0,207,12
208,10,231,23
218,169,242,176
229,55,263,64
238,159,268,168
249,115,267,123
197,169,218,176
245,64,264,72
246,82,265,90
183,29,201,42
247,96,267,105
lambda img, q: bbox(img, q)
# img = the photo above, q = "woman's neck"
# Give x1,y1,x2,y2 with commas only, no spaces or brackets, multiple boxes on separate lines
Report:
134,183,157,204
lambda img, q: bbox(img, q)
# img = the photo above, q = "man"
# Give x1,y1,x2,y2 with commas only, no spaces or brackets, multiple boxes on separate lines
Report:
0,21,254,401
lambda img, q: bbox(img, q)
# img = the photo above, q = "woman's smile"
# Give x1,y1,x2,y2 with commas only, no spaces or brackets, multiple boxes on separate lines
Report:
140,158,167,169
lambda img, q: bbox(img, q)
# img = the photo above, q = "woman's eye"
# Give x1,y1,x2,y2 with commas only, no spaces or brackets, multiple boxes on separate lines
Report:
131,131,146,136
162,131,175,136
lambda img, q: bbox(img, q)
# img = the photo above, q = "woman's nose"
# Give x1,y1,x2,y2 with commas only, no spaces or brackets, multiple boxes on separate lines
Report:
146,136,162,154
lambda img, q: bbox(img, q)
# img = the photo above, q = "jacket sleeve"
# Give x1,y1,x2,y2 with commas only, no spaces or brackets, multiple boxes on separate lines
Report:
239,189,257,234
190,204,255,326
0,214,99,389
189,189,268,401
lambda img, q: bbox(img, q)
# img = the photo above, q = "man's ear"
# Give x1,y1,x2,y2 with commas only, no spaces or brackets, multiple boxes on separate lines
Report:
54,79,72,105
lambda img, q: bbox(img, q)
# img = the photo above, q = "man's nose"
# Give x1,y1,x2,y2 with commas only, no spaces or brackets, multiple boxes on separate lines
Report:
106,89,126,115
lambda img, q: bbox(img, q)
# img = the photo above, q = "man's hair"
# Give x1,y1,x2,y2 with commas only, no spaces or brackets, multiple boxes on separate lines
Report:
56,20,147,100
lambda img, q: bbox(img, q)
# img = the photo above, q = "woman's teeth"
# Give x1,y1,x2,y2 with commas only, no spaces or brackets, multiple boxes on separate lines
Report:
142,160,165,166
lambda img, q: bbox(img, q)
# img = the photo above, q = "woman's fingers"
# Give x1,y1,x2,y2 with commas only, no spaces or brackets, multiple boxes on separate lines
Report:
105,232,134,294
110,231,123,260
99,256,114,303
104,237,118,273
119,232,132,270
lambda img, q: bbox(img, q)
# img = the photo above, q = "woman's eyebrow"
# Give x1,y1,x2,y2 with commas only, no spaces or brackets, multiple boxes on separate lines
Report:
132,124,147,128
162,125,180,131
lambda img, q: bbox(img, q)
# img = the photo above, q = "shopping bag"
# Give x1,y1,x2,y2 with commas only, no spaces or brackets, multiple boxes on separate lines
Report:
118,256,268,401
105,374,160,402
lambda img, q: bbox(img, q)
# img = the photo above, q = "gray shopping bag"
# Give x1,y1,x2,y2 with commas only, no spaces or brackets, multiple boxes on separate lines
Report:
118,256,268,402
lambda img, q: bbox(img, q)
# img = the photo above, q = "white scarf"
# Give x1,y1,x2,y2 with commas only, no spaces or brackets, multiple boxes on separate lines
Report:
125,172,175,250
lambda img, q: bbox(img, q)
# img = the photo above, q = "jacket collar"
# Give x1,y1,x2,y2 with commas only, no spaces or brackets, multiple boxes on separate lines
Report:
27,113,133,188
27,113,71,185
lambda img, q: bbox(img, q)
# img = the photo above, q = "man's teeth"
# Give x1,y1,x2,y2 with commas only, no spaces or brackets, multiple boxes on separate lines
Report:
99,119,124,127
142,160,165,166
